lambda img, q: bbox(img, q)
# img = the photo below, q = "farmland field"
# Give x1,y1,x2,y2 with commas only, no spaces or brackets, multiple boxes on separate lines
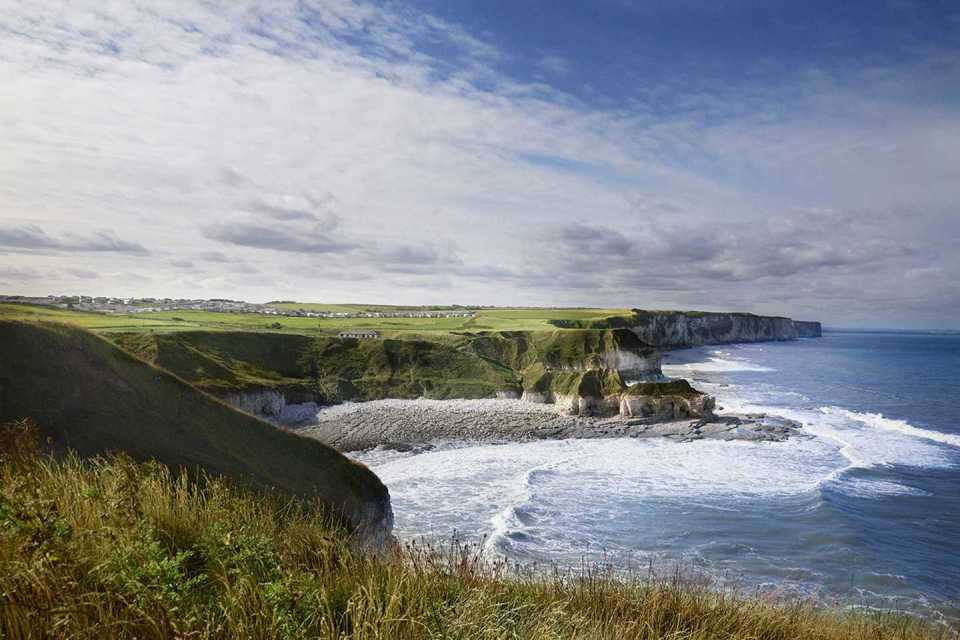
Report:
0,303,634,335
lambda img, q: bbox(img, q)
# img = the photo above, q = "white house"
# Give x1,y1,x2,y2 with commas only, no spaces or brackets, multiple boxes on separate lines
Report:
338,330,380,339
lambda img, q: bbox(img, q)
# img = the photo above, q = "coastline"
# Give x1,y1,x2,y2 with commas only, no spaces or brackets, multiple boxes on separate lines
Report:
297,397,802,452
335,335,960,622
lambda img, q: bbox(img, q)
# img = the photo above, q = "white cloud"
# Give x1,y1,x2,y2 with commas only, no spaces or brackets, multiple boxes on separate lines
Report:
0,0,957,327
0,224,148,254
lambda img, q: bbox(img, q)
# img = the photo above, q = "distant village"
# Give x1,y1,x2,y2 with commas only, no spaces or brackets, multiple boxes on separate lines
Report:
0,294,475,320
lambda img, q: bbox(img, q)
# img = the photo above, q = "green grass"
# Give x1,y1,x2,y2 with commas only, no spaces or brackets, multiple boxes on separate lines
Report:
110,328,657,402
315,315,474,333
110,331,319,394
0,303,196,332
625,380,702,397
0,303,635,336
0,320,390,534
269,302,470,313
0,303,811,338
112,331,524,401
0,433,951,640
464,307,635,331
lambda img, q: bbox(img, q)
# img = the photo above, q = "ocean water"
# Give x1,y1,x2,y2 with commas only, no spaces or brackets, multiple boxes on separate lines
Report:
352,331,960,621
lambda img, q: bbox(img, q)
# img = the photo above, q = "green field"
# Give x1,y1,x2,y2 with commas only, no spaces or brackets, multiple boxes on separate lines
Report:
269,302,469,313
0,303,635,335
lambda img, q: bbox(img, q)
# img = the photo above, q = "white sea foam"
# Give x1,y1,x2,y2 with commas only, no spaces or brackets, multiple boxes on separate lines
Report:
820,407,960,449
663,348,775,374
664,347,956,469
355,435,844,553
353,339,958,617
664,357,774,374
485,457,575,553
698,396,955,474
659,346,956,504
837,478,932,498
350,360,954,546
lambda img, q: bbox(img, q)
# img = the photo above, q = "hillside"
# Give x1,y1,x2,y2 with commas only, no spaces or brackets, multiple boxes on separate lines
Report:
0,440,945,639
0,320,392,541
110,329,662,406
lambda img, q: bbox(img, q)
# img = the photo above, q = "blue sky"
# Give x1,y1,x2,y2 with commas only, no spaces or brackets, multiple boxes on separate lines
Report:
416,1,960,104
0,0,958,328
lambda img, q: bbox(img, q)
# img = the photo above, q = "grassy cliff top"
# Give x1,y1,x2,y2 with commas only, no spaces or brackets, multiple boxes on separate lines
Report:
0,302,816,337
625,379,703,397
0,303,635,335
0,320,389,533
0,438,946,639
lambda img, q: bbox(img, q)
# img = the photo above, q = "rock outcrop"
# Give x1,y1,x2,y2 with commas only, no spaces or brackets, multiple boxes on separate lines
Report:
222,388,320,425
628,311,822,348
520,370,714,420
619,380,716,420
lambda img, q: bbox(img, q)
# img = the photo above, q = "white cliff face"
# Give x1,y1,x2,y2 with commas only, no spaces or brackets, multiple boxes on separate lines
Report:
551,350,662,378
521,312,819,421
629,313,822,348
552,393,581,415
551,393,621,417
525,387,714,420
222,389,319,425
620,393,715,420
223,389,286,417
600,350,662,379
521,390,550,404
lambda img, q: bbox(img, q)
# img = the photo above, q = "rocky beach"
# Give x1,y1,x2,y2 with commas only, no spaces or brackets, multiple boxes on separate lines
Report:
298,397,802,452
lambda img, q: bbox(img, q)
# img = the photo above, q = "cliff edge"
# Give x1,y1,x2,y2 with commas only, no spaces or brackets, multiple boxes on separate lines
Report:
628,311,821,347
0,320,393,544
552,310,821,347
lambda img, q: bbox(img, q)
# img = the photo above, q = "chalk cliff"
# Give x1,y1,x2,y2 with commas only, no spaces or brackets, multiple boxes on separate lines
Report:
113,328,665,406
520,369,713,420
110,311,821,425
627,311,822,348
222,388,320,425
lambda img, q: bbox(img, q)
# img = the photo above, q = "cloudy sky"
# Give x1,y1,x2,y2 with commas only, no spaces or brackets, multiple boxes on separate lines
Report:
1,1,959,328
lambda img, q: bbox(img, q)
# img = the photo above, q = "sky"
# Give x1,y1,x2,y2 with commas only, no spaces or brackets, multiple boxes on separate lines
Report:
1,1,959,329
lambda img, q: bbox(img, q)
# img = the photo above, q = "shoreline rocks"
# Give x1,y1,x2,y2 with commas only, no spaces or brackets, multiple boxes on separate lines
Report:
296,398,802,452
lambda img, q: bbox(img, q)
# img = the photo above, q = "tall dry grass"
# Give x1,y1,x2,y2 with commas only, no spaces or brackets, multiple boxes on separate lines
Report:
0,419,955,639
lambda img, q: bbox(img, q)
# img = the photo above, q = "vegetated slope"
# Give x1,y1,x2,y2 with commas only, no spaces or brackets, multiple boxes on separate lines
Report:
111,331,318,396
0,439,947,639
468,328,655,370
112,331,518,401
112,328,660,403
0,320,391,538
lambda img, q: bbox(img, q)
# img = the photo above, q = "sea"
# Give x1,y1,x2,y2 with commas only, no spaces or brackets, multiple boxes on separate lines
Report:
352,331,960,623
